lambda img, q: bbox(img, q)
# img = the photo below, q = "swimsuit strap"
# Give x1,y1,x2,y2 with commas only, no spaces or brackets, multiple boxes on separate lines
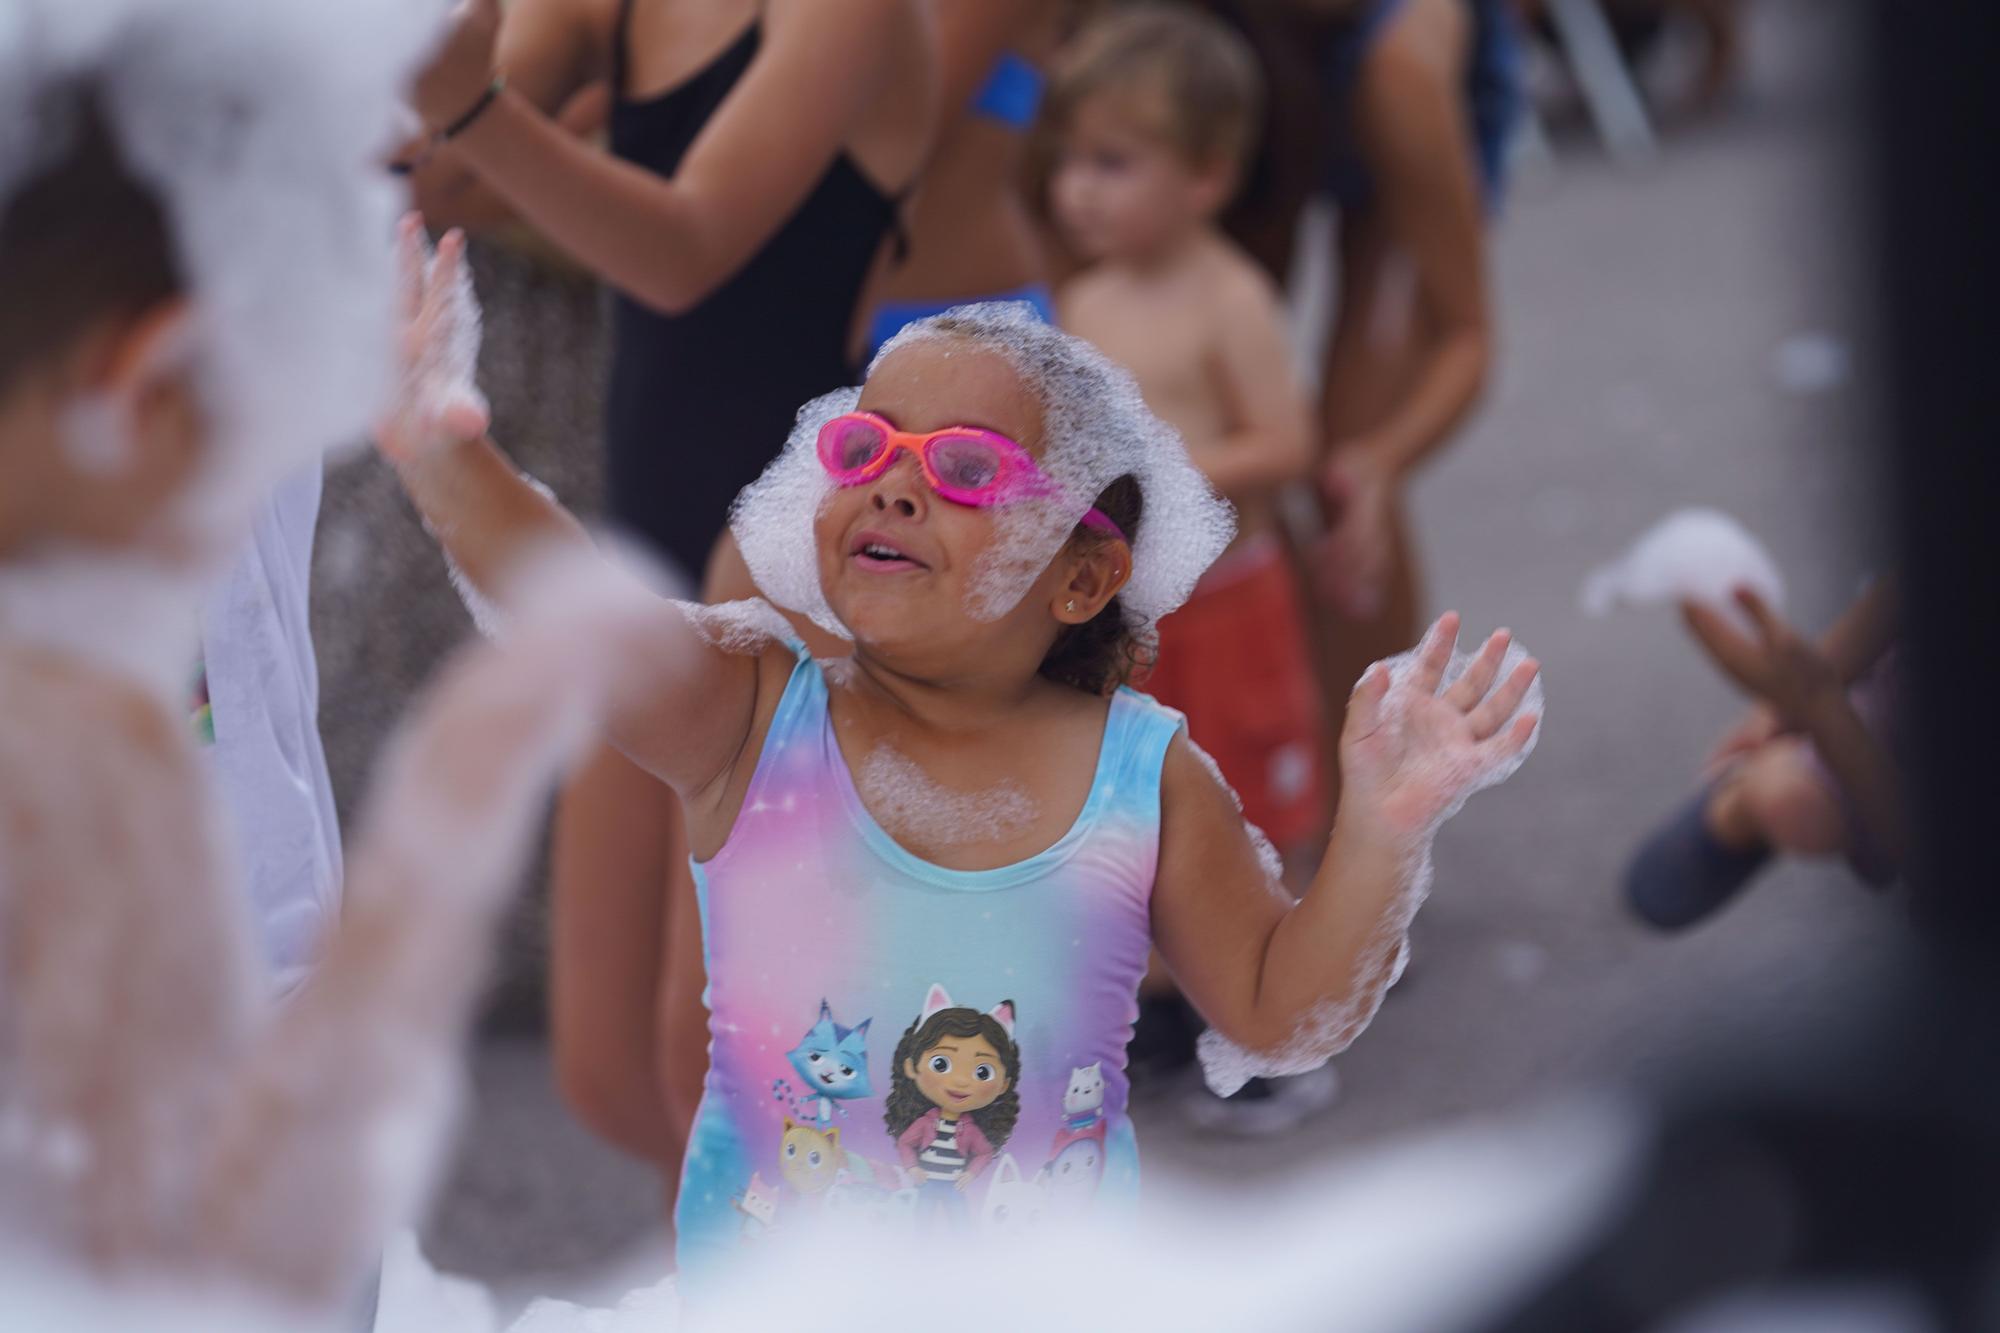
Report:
611,0,637,100
969,50,1045,130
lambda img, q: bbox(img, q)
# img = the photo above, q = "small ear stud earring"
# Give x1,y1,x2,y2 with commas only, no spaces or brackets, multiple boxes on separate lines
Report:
1065,599,1077,613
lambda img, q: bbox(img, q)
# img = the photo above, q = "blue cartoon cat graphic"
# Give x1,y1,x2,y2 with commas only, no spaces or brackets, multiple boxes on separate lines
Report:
780,999,872,1126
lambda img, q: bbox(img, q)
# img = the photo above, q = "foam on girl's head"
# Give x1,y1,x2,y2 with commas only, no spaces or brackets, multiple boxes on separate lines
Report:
730,302,1236,645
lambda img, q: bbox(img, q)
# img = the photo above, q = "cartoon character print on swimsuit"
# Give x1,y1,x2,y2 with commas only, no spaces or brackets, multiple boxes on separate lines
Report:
777,1114,907,1212
1043,1116,1108,1216
979,1153,1049,1236
676,652,1179,1289
883,984,1023,1225
734,1171,779,1242
776,998,873,1126
1061,1061,1105,1130
778,1118,844,1204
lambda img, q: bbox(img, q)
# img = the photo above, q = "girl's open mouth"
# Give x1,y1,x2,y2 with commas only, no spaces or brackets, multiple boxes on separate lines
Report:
851,530,929,573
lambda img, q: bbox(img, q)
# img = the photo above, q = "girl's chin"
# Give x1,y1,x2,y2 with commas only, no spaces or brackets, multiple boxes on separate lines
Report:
829,587,951,634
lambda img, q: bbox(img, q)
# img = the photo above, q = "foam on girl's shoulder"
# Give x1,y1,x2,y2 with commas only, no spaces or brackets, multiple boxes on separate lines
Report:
1179,732,1288,896
672,598,800,656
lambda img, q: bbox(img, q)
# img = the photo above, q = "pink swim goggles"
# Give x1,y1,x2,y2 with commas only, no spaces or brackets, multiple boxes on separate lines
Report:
816,411,1126,541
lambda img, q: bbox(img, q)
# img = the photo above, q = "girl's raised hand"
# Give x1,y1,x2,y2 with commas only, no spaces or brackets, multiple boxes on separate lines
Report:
376,213,489,466
1338,613,1542,843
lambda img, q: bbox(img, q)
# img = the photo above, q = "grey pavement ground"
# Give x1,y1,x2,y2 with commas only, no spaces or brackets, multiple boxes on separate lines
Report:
396,0,1892,1305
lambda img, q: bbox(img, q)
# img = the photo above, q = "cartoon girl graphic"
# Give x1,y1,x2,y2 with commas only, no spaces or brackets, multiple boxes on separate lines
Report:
883,983,1021,1223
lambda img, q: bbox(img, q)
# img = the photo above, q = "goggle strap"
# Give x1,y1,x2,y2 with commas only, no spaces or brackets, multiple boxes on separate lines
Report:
1080,508,1127,543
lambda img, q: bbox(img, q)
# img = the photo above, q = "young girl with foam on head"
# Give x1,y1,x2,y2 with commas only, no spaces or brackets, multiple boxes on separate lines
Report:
383,252,1544,1295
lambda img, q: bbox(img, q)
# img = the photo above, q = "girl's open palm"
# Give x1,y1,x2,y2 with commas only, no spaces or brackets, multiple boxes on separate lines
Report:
1339,613,1542,841
376,213,489,466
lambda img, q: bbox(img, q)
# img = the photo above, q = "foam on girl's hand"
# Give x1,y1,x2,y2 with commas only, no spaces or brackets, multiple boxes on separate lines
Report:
731,302,1236,641
1196,632,1545,1098
1581,508,1785,632
1385,635,1546,828
384,222,491,465
1181,735,1289,896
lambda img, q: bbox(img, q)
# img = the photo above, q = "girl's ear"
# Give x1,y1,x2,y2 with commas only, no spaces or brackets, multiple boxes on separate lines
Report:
81,297,196,400
57,297,199,481
1053,538,1132,627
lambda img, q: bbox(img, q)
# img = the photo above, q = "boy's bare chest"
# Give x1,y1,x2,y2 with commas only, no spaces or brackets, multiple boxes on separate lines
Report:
1070,291,1227,445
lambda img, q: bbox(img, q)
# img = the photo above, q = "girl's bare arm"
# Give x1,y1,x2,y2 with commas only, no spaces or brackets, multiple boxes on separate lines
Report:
2,591,643,1302
381,224,761,798
1153,617,1538,1063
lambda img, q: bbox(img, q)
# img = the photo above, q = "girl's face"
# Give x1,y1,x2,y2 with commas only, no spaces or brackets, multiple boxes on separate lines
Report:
814,340,1076,672
905,1032,1011,1116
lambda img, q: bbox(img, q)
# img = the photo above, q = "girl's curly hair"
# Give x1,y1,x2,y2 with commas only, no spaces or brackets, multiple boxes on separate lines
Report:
1037,474,1151,695
882,1005,1023,1149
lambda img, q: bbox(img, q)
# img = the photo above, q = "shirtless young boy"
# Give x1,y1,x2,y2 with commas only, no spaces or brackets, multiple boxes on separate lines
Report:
1050,6,1322,865
1048,8,1332,1131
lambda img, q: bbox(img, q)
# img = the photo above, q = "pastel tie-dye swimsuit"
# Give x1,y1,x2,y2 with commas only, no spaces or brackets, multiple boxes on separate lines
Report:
676,642,1181,1290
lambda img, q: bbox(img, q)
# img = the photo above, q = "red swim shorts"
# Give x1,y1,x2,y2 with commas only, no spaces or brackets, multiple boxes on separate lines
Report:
1143,537,1326,850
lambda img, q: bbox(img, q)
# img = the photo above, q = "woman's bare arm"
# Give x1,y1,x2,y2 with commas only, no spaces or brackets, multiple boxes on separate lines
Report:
406,0,605,234
415,0,921,314
1337,13,1492,477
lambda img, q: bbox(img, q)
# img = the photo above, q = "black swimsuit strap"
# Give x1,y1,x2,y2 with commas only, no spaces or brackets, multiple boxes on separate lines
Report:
611,0,638,99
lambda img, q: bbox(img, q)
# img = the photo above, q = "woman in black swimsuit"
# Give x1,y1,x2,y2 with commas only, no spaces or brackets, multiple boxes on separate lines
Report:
408,0,932,1219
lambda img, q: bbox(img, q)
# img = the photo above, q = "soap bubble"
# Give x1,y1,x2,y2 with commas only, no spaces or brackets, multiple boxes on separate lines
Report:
1581,507,1786,633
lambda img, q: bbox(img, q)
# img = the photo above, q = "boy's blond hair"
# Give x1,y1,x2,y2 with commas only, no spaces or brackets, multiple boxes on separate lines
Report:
1046,4,1266,174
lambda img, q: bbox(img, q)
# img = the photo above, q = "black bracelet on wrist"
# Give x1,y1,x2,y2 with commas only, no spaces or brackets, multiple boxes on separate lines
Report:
441,75,506,143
